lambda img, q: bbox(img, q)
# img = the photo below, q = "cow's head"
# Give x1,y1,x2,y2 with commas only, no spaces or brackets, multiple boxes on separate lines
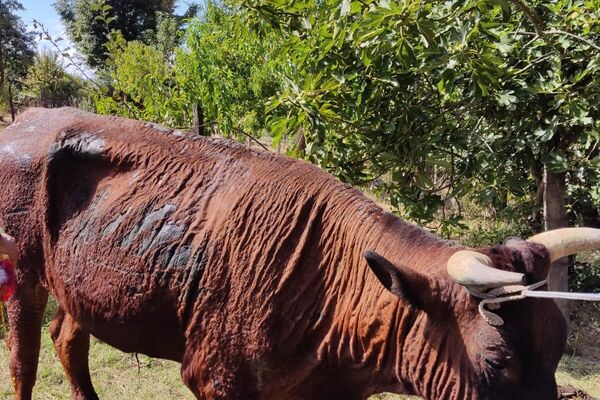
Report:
364,228,599,400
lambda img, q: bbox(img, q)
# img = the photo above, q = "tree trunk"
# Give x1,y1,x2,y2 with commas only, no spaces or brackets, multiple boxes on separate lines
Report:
0,42,5,90
8,83,15,122
192,102,205,136
527,152,544,233
0,43,5,121
543,168,570,325
294,128,306,156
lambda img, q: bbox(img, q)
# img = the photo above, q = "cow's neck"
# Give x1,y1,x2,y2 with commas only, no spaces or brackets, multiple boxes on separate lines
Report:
317,203,463,397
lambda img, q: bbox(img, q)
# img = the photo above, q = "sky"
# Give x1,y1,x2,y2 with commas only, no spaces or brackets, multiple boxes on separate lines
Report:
16,1,69,61
15,1,192,75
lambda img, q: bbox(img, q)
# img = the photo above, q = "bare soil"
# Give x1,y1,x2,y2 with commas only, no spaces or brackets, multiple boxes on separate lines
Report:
559,385,597,400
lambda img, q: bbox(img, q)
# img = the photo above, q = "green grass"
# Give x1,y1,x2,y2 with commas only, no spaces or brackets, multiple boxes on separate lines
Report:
0,327,194,400
0,324,417,399
0,299,597,399
0,325,596,399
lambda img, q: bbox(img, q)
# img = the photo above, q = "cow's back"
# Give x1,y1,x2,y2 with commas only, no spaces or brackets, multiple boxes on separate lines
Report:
0,108,365,363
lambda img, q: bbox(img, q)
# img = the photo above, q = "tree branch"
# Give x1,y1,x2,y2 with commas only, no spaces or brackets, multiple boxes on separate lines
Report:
32,19,102,89
516,30,600,52
507,0,546,37
547,29,600,52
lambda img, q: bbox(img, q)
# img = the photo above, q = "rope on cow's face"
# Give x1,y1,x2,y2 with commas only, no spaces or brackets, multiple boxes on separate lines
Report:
466,281,600,326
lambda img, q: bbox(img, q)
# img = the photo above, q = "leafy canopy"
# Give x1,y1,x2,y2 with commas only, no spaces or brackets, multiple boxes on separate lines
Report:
54,0,176,67
239,0,600,229
95,1,284,136
22,50,84,107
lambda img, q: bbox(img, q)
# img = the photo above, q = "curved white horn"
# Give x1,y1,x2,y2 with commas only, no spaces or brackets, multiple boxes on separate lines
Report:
447,250,525,288
528,227,600,262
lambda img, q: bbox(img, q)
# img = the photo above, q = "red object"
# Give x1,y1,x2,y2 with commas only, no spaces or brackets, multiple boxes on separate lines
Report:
0,259,16,301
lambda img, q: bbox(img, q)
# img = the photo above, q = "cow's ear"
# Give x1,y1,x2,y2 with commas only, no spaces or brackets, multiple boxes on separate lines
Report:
364,250,432,310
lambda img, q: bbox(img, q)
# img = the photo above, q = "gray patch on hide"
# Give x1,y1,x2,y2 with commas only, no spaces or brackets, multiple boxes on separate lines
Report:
120,204,176,248
103,209,130,236
48,133,106,159
137,221,186,255
181,238,209,324
75,189,110,242
157,244,191,269
169,245,191,269
145,122,186,137
146,122,172,134
75,217,96,242
1,144,32,167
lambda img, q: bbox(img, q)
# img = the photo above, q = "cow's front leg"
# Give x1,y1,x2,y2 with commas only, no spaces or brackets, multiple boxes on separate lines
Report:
6,282,48,400
49,307,98,400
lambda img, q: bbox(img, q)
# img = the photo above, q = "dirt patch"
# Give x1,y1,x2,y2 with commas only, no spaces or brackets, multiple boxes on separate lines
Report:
559,385,597,400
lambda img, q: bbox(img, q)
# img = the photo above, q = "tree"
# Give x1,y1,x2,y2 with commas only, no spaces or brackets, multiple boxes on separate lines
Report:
91,0,600,322
0,0,35,120
95,1,283,137
21,50,84,107
94,32,186,126
155,11,181,59
239,0,600,319
54,0,176,67
177,1,283,135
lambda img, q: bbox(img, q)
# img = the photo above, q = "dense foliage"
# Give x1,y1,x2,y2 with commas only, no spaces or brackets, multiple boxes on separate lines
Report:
88,0,600,237
21,50,84,108
0,0,35,118
95,1,283,136
237,0,600,230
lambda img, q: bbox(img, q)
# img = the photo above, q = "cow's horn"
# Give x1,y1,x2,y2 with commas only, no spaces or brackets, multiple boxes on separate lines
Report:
528,227,600,262
447,250,526,288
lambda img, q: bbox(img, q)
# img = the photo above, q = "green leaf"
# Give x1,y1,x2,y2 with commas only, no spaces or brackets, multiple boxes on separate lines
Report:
496,0,512,22
496,89,517,108
319,104,341,119
545,153,570,173
416,18,435,48
533,116,558,142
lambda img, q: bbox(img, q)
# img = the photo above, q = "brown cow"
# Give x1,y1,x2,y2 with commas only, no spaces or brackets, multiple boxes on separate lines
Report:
1,108,597,400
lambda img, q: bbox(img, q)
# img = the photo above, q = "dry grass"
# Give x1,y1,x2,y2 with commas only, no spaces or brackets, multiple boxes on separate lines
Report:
0,329,194,400
0,299,596,399
0,333,597,400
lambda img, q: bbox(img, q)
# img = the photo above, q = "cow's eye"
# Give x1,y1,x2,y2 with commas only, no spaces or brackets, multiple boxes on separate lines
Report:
484,358,505,370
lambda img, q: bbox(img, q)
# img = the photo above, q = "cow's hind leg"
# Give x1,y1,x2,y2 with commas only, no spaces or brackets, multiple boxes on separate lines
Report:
49,307,98,400
6,282,48,400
